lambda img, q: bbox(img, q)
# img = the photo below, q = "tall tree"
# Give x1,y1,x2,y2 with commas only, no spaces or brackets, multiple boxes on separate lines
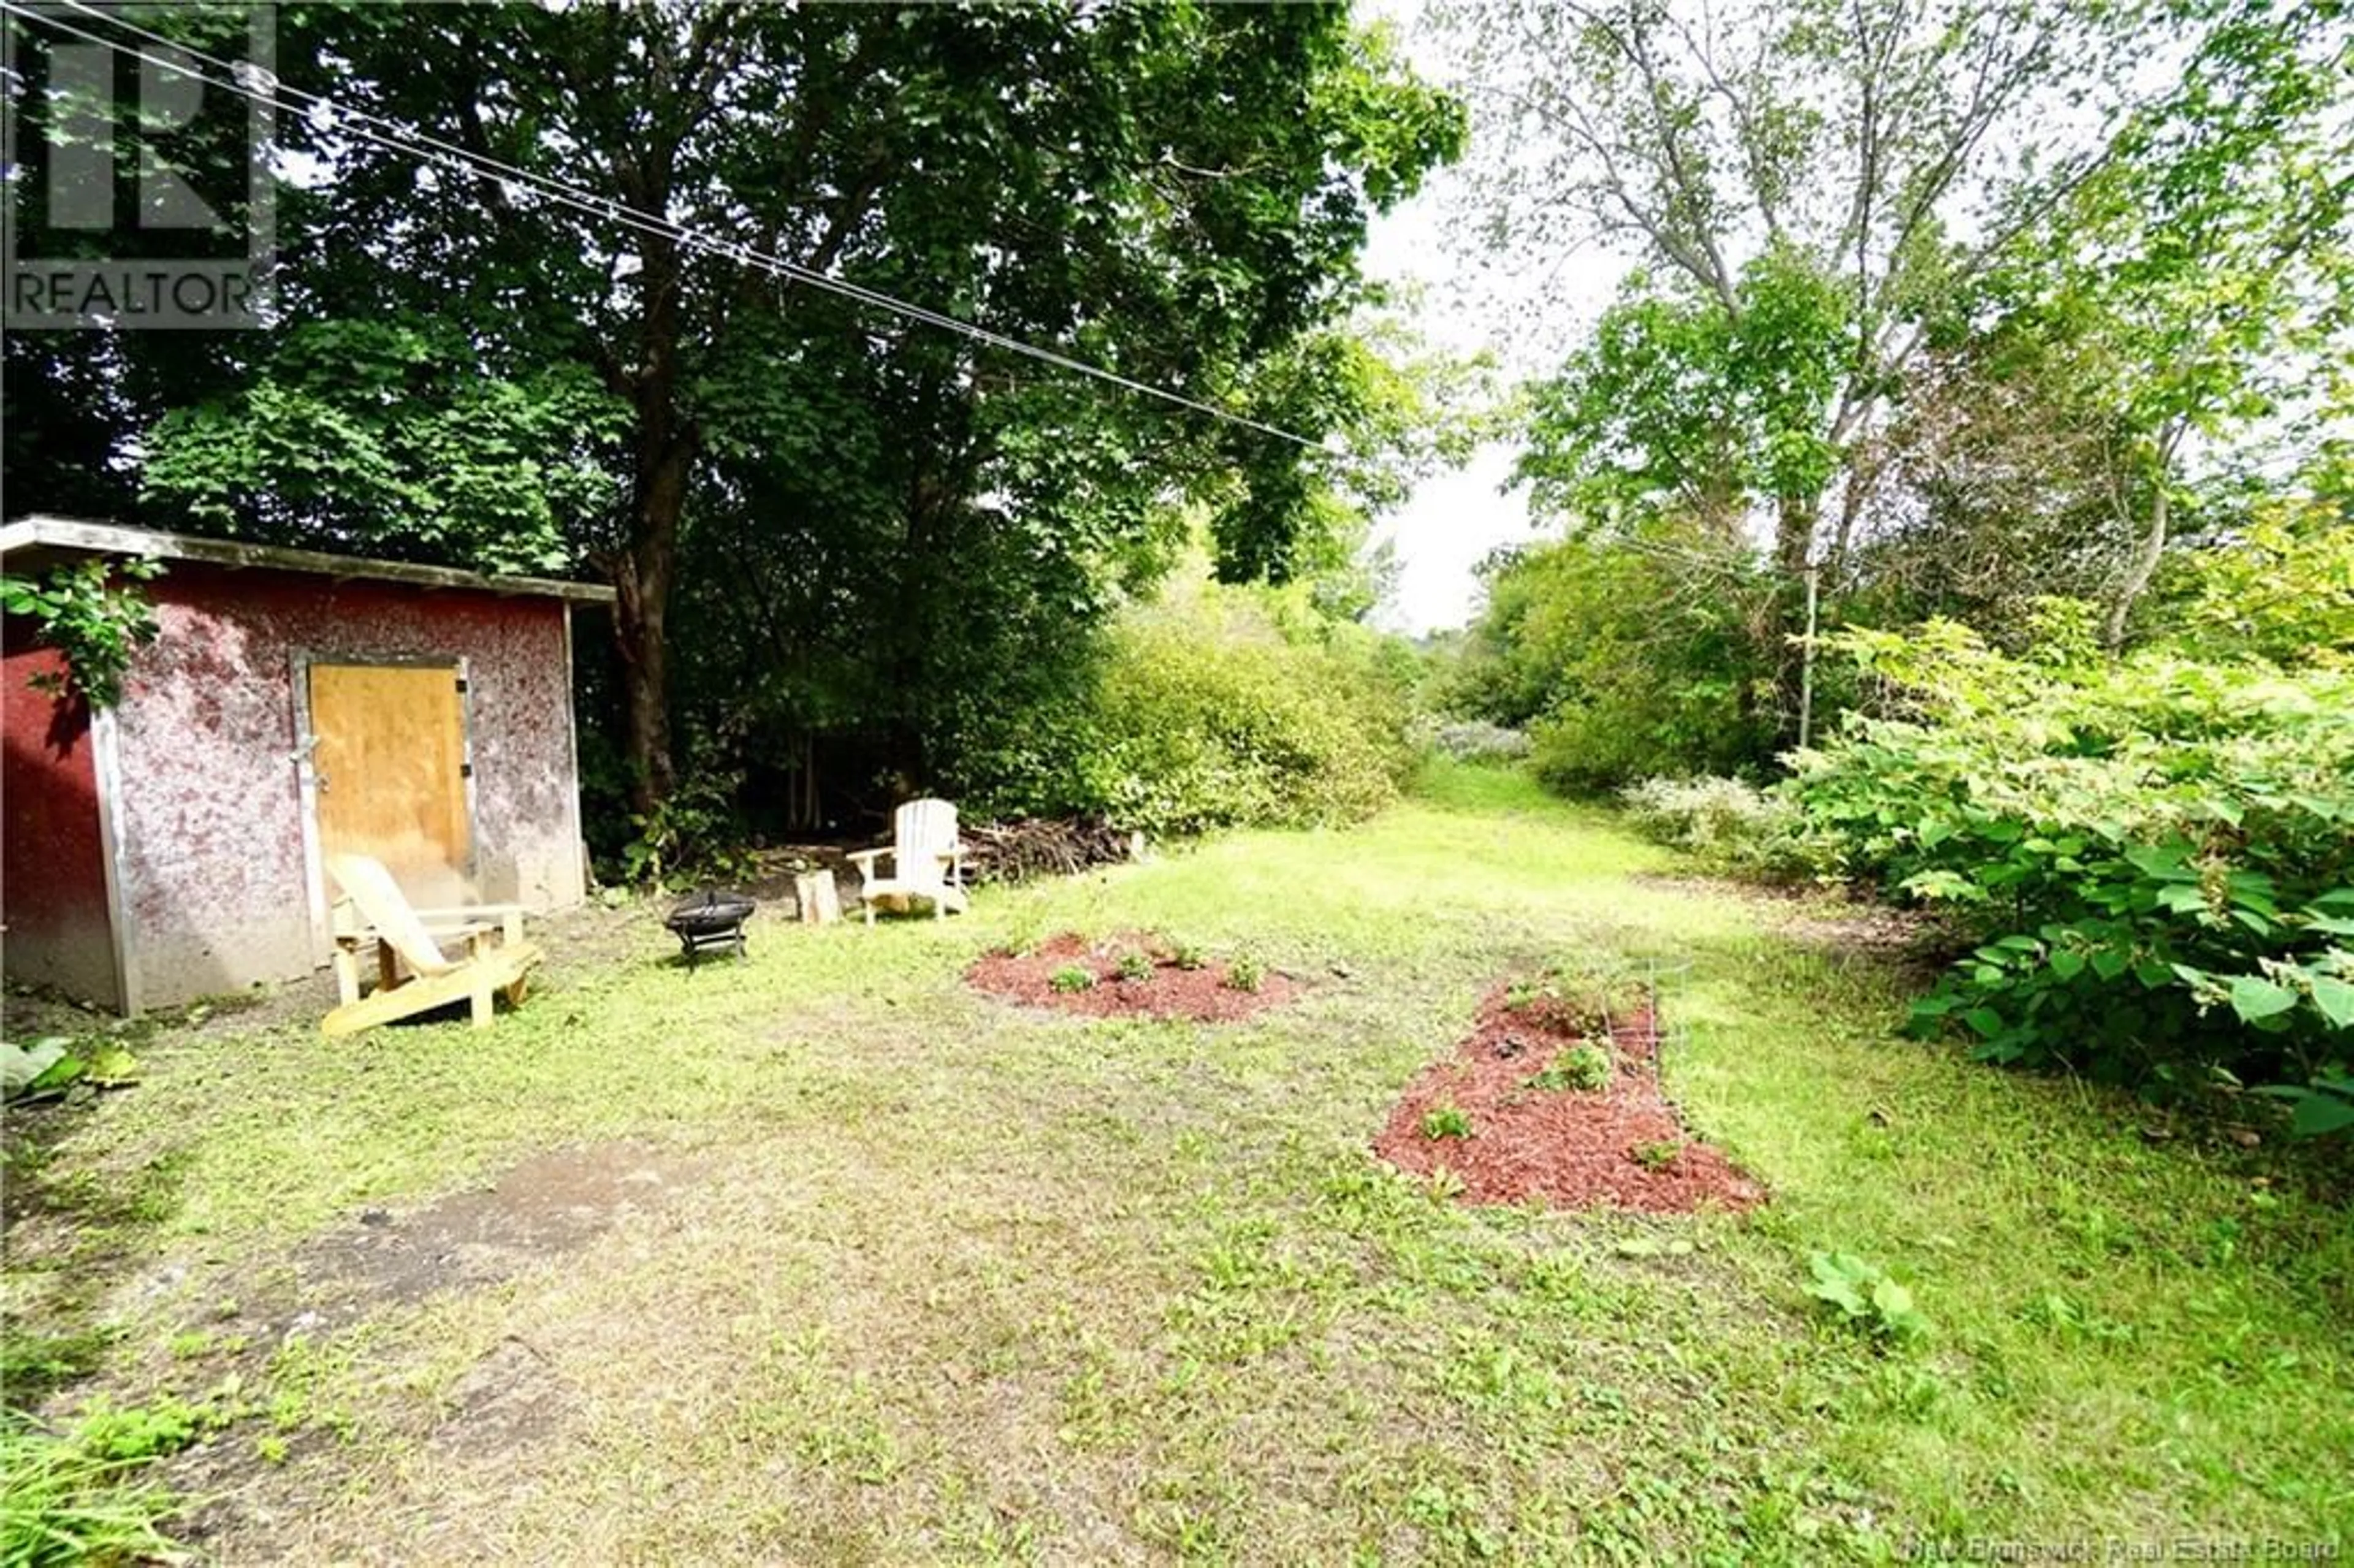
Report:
1438,0,2118,577
1976,0,2353,647
1516,246,1846,548
1433,0,2158,747
103,2,1460,809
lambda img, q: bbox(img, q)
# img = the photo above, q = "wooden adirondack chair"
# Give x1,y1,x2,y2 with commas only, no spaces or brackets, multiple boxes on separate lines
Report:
321,853,543,1035
847,798,969,924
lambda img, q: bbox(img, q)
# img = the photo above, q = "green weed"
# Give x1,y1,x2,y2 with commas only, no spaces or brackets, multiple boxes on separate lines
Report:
0,1421,183,1567
1805,1251,1930,1344
70,1395,207,1463
1527,1041,1613,1092
1422,1104,1473,1140
1630,1139,1683,1171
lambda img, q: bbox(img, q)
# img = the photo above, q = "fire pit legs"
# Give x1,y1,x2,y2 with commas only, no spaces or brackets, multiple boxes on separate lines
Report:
665,891,756,967
675,924,747,965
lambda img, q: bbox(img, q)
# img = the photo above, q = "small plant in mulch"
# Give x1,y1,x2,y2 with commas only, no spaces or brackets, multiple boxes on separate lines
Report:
966,932,1300,1021
1630,1138,1683,1171
1422,1103,1473,1140
1525,1040,1613,1094
1506,959,1649,1037
1373,968,1762,1214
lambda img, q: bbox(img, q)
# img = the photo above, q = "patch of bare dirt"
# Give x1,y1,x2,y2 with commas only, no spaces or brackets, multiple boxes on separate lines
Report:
155,1141,709,1556
291,1141,712,1323
429,1335,577,1458
966,931,1299,1021
1374,983,1763,1214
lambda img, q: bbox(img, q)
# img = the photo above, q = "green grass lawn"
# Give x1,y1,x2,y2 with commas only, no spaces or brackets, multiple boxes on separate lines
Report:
6,760,2350,1562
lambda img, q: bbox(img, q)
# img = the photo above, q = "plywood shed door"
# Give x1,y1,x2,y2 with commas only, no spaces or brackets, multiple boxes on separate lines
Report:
308,663,471,881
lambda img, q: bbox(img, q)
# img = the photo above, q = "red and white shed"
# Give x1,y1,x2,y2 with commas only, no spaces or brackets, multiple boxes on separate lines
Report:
1,518,613,1013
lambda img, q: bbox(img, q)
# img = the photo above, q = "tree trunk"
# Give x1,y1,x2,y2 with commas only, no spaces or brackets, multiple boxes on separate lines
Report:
612,215,695,815
2103,422,2184,653
1769,490,1819,745
614,430,695,813
2104,479,2169,652
1772,491,1815,580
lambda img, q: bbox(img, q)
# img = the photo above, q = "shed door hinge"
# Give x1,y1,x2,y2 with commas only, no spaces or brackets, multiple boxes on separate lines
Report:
460,761,473,779
454,676,469,694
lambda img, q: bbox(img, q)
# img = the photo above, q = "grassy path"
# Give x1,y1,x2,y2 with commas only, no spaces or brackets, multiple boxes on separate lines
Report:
6,762,2349,1562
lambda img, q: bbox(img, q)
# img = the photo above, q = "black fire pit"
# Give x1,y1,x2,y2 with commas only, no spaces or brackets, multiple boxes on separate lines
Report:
665,889,755,965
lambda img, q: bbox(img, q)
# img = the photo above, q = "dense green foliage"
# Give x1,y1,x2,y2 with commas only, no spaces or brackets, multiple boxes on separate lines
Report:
1605,508,2354,1125
143,321,627,577
1430,0,2353,1125
1620,775,1809,881
1446,530,1775,793
951,576,1417,838
1439,0,2352,790
1791,617,2354,1119
7,2,1465,830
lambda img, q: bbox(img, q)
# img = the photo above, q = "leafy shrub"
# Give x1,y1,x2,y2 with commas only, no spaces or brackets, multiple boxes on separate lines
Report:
616,771,753,889
0,558,163,709
1171,943,1208,971
1792,620,2354,1110
1447,531,1778,793
1422,1103,1473,1140
2152,504,2354,671
956,583,1417,837
1805,1251,1929,1343
1223,956,1266,994
1630,1138,1683,1170
1048,965,1097,994
1114,950,1155,983
1621,775,1815,880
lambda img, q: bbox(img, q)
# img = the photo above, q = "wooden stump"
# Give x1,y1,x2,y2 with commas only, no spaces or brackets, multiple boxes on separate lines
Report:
795,869,841,925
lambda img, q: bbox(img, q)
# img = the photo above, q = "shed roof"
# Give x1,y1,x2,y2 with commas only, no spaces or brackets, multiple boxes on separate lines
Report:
0,516,617,606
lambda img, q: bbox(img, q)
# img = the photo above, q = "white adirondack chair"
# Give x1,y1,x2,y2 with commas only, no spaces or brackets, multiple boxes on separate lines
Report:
848,798,969,923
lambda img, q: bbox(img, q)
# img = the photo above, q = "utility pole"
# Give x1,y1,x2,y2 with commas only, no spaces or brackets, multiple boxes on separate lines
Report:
1796,564,1820,752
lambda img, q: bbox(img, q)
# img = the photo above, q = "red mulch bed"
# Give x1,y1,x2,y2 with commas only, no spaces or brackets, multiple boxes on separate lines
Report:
965,931,1300,1021
1373,984,1764,1214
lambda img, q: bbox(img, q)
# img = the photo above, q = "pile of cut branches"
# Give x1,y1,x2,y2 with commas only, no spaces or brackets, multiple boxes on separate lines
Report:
962,816,1138,883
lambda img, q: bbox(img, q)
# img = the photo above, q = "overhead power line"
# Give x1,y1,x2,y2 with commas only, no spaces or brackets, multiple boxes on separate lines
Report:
11,0,1323,450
